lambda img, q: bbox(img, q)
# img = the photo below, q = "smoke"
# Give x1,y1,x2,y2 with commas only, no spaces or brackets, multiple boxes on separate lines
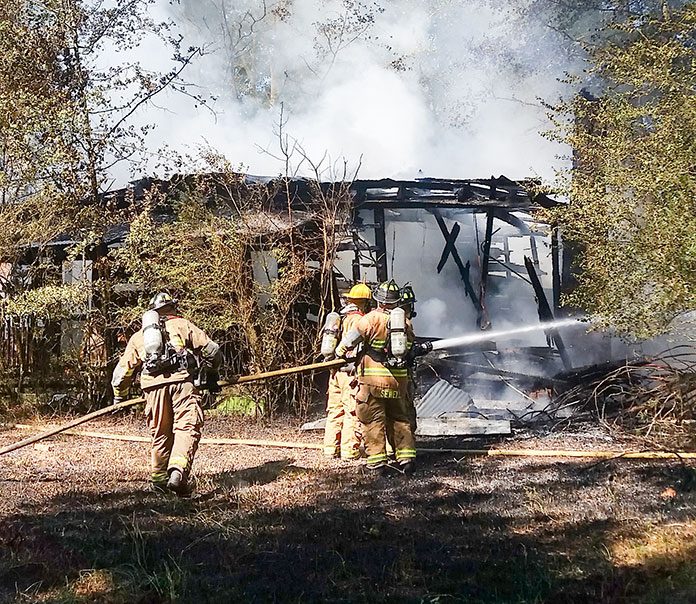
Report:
418,297,463,339
381,208,555,343
384,209,478,338
111,1,626,370
113,0,586,184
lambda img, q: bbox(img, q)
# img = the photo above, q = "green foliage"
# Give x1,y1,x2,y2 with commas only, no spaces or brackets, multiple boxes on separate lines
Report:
548,5,696,338
216,394,262,416
0,0,204,272
0,0,89,266
113,190,251,334
0,1,205,410
1,283,89,319
111,173,347,415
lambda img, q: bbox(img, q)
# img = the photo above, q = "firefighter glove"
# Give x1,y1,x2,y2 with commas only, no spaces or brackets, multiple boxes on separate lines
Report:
413,341,433,357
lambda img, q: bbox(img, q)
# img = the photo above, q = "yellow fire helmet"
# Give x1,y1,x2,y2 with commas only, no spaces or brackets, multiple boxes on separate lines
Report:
149,292,178,311
373,279,402,304
345,283,372,300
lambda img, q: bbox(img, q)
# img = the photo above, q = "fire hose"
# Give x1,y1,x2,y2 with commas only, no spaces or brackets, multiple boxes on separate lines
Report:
1,318,584,457
6,425,696,460
0,358,346,456
3,354,696,461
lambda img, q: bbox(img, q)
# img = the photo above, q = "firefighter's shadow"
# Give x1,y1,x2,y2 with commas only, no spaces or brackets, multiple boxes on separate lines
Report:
203,459,311,497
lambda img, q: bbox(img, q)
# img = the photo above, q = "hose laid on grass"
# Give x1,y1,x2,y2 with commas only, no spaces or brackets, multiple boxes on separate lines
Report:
0,358,346,457
0,398,145,456
6,423,696,459
9,424,323,451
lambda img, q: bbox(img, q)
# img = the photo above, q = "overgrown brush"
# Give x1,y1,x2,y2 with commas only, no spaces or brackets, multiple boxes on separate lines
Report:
540,346,696,446
0,167,353,417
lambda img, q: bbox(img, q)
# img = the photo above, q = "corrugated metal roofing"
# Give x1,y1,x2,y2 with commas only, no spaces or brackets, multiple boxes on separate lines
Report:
416,380,473,418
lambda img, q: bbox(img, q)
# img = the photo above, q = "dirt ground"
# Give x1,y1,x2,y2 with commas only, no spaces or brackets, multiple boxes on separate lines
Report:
1,413,696,604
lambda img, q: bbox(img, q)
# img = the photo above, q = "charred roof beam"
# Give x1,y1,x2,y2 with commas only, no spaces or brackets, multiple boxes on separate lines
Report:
429,209,482,317
524,256,572,370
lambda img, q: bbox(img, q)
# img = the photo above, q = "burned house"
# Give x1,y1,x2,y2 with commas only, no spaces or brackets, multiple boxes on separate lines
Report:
125,173,597,432
2,172,612,426
326,176,586,434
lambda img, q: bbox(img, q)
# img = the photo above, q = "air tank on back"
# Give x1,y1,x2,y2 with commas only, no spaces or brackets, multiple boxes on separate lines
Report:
142,310,163,358
320,312,341,358
389,307,407,360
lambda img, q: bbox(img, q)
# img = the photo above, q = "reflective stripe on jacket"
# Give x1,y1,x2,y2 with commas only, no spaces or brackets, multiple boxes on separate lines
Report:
355,308,414,389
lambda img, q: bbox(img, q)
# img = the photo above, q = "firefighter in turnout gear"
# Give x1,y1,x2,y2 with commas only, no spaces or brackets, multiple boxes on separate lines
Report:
320,283,371,459
111,292,220,495
386,284,419,453
335,279,417,474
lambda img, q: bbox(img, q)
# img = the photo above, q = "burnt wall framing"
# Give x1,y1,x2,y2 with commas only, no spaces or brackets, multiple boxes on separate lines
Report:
344,175,563,297
338,175,568,368
101,172,566,331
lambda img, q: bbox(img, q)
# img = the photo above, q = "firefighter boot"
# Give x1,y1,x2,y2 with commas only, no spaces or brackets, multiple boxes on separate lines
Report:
167,468,185,494
167,468,195,497
365,461,388,477
150,480,168,494
399,460,415,476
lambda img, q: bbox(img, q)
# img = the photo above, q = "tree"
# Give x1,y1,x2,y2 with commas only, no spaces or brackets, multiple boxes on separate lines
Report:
548,4,696,338
0,0,203,396
0,0,203,272
0,0,84,262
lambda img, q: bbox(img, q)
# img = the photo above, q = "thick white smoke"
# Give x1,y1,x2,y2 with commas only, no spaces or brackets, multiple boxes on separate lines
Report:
115,0,582,183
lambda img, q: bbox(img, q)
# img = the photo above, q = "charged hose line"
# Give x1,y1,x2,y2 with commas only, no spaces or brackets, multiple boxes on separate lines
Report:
431,318,583,351
0,321,593,457
0,358,346,457
0,397,145,456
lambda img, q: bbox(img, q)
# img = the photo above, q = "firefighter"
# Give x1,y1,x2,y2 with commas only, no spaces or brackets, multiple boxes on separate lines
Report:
390,285,419,444
320,283,371,459
111,292,220,495
386,285,431,455
335,279,417,475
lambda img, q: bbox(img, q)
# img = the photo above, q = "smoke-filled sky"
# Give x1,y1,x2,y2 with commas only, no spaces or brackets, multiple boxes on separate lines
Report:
115,0,586,345
116,0,592,185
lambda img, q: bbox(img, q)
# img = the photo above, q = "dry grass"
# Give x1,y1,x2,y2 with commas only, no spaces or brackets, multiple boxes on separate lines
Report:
1,416,696,603
610,521,696,566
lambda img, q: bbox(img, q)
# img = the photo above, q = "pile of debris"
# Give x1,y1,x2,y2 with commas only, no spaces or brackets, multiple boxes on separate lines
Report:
547,347,696,435
409,346,696,439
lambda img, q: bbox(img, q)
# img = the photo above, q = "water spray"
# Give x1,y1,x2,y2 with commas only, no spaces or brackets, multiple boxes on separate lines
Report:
430,318,585,351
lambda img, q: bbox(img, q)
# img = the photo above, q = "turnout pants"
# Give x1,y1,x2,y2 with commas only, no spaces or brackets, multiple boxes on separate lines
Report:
386,379,417,455
144,381,204,484
323,371,362,459
356,383,416,469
